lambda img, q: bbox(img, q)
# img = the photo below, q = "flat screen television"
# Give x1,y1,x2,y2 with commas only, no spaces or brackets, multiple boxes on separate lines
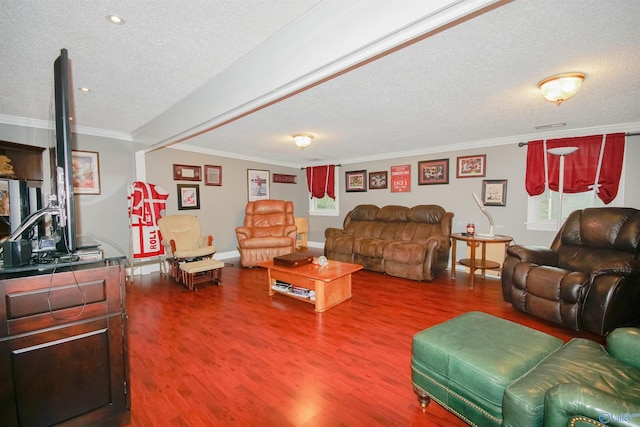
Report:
52,48,77,253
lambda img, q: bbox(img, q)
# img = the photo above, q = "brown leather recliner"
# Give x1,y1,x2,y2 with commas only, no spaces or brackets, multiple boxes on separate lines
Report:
502,207,640,336
235,200,297,267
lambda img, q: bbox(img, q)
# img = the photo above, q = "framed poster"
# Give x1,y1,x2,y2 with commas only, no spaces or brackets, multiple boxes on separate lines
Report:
177,184,200,210
248,169,270,201
204,165,222,186
482,179,507,206
369,171,388,189
345,170,367,192
456,154,486,178
273,173,297,184
390,164,411,193
418,158,449,185
72,150,101,194
173,164,201,181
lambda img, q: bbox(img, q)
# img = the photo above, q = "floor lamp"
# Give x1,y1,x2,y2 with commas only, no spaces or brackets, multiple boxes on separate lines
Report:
547,146,579,229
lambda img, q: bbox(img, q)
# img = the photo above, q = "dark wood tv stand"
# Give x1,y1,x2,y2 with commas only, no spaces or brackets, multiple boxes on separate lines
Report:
0,257,130,427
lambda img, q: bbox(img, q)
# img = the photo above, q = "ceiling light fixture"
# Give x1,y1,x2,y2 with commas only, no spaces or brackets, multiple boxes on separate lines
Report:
292,133,313,149
538,72,585,106
107,14,125,25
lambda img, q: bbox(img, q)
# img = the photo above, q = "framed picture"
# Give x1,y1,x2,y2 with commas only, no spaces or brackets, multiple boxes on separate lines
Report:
204,165,222,186
177,184,200,210
345,170,367,192
390,164,411,192
369,171,388,190
248,169,270,201
72,150,101,194
273,173,297,184
482,179,507,206
173,164,201,181
418,159,449,185
456,154,486,178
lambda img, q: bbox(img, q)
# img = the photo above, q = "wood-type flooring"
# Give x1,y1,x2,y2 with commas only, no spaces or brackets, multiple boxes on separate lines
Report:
124,250,602,426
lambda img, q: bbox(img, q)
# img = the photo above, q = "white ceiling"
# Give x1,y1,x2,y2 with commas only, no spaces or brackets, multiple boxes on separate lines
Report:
2,0,639,168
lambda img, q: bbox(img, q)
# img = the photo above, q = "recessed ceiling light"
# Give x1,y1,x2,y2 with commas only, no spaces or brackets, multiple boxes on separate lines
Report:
107,14,125,25
79,87,91,93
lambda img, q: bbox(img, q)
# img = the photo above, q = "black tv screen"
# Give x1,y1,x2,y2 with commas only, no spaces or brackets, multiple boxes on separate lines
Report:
53,48,77,253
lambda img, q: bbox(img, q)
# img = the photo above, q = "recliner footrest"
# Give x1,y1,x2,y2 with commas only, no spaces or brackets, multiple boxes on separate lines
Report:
411,311,563,426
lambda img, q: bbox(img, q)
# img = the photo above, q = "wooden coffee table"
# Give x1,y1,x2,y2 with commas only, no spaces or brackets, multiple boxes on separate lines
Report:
258,259,363,312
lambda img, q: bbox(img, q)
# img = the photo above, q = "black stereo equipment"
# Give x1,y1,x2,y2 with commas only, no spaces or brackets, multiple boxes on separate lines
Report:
2,240,32,267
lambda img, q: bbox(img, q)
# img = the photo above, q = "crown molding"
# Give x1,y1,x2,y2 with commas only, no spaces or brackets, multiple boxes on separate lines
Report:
0,114,133,141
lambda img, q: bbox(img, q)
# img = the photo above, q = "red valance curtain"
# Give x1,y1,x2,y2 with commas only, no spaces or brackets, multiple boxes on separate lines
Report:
525,133,625,204
306,165,335,199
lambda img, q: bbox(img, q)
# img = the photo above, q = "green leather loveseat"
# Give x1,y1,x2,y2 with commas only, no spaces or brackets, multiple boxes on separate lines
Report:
411,312,640,427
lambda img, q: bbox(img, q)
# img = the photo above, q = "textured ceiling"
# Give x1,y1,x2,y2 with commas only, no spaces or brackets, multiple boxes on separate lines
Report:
2,0,639,168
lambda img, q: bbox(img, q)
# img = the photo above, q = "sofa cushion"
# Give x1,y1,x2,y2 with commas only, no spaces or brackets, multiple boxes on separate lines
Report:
503,337,640,427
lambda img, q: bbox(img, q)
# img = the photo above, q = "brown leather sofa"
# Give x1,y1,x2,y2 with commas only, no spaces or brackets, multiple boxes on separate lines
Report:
324,204,453,281
235,200,297,267
502,207,640,336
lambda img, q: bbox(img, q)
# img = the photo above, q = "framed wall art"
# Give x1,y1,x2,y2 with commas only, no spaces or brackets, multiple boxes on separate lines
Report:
390,164,411,192
248,169,270,201
173,164,201,181
273,173,297,184
418,158,449,185
482,179,507,206
72,150,101,194
456,154,486,178
177,184,200,210
204,165,222,186
369,171,388,190
345,170,367,192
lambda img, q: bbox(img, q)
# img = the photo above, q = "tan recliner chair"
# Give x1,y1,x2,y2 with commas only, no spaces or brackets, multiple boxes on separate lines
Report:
235,200,297,267
158,215,216,282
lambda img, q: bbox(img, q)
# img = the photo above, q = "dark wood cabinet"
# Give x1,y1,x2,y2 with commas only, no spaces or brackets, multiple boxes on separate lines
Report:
0,260,130,427
0,140,44,182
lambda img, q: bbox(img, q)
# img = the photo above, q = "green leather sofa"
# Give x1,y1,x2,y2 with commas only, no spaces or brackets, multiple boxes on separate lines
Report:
412,312,640,427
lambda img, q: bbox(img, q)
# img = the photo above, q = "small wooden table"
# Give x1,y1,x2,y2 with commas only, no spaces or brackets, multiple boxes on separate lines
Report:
450,233,513,289
258,259,363,312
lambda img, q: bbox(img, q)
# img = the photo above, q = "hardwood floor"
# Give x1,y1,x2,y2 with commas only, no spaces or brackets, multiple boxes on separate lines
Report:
124,251,602,426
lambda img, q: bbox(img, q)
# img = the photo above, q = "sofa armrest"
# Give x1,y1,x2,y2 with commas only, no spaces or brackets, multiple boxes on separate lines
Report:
284,224,297,240
591,260,640,278
235,226,252,241
325,227,349,238
544,383,640,427
506,245,558,266
426,235,450,251
607,328,640,370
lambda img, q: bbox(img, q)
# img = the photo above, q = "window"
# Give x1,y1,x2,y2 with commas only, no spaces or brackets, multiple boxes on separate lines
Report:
527,167,626,231
308,173,339,216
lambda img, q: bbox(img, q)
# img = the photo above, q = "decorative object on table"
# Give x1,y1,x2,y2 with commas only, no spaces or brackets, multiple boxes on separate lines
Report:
345,170,367,192
247,169,270,201
0,155,15,176
273,253,313,267
481,179,507,206
368,171,388,189
418,159,449,185
172,164,201,181
456,154,486,178
466,223,475,235
176,184,200,210
203,165,221,186
390,164,411,192
317,255,328,267
273,173,297,184
472,192,496,237
72,150,101,194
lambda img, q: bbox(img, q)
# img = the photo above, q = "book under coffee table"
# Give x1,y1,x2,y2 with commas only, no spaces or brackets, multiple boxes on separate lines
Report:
258,259,363,312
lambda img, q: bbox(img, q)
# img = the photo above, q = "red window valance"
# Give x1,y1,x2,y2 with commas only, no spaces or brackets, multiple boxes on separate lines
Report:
306,165,335,199
525,133,625,204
